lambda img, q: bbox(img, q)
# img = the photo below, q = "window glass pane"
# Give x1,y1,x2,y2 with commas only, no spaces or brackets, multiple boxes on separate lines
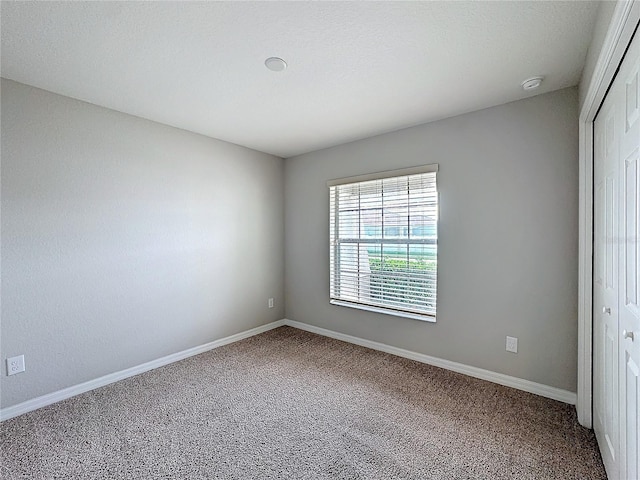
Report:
329,169,438,319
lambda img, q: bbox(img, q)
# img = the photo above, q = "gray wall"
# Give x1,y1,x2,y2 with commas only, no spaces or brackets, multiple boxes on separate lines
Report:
579,0,617,109
285,87,579,392
1,79,285,408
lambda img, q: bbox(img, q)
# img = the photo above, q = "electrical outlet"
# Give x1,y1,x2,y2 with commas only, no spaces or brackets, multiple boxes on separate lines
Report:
268,298,274,309
506,336,518,354
6,355,25,376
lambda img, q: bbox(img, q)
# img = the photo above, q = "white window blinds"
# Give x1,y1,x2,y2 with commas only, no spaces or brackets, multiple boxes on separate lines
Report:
329,165,438,320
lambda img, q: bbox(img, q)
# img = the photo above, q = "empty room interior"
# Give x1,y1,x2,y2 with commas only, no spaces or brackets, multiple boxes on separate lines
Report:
1,1,639,479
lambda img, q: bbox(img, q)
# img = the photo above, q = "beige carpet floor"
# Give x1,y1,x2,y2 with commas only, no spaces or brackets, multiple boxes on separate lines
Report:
0,326,605,479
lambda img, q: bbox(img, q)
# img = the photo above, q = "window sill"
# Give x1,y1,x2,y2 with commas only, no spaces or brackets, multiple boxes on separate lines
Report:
330,300,436,323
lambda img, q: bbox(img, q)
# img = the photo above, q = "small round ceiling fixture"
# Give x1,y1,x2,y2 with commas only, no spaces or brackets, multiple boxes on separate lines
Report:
265,57,287,72
521,76,544,91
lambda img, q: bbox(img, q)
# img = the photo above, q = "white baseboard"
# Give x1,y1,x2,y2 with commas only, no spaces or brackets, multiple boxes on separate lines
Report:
1,317,576,421
282,319,577,405
0,320,286,422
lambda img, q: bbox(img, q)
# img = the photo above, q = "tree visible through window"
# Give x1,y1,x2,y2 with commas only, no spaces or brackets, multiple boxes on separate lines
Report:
329,165,438,321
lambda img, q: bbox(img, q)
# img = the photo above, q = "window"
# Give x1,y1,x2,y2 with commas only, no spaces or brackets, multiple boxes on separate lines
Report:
329,165,438,321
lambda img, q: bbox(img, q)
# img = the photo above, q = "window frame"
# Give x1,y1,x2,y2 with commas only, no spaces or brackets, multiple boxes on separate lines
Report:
328,164,439,322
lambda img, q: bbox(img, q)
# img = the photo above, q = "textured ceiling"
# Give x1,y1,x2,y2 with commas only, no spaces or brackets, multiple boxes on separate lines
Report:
1,1,599,158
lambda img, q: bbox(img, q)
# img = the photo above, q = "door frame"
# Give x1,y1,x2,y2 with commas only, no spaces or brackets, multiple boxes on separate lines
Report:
578,0,640,428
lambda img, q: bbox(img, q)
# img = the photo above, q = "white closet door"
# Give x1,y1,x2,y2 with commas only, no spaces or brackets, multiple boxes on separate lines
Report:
618,26,640,480
594,79,621,480
594,26,640,480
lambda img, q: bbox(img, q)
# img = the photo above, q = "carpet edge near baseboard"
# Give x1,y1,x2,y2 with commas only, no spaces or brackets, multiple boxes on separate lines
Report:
0,318,576,422
0,320,287,422
282,319,577,405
